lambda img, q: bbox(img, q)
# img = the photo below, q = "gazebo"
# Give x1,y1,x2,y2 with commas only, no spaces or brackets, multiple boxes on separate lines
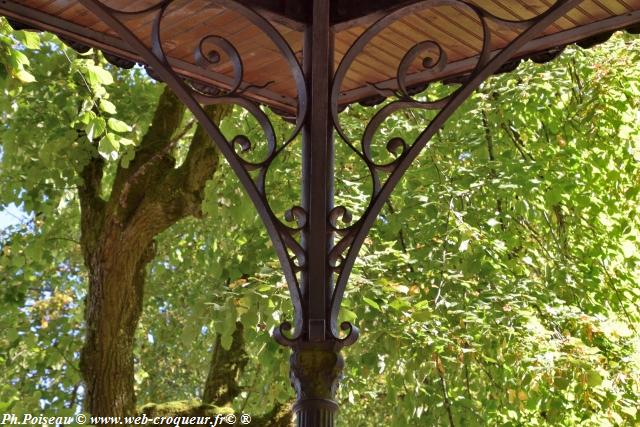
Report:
3,0,640,425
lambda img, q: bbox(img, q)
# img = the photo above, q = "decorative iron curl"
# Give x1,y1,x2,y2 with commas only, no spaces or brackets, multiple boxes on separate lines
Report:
194,35,243,94
328,205,353,233
327,206,356,274
327,0,582,331
397,40,447,97
274,320,360,349
285,206,308,231
193,92,308,273
280,206,308,270
81,0,580,350
273,321,302,347
151,1,311,282
81,0,310,335
330,321,360,348
328,231,354,271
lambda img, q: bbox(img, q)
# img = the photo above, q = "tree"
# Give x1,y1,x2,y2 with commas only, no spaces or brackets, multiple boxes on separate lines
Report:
0,20,290,422
1,19,639,426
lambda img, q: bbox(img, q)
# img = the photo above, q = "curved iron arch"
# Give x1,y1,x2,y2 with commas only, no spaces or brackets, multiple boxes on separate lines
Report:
76,0,583,424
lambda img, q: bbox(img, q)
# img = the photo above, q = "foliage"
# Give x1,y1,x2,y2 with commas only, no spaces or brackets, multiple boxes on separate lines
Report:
1,19,639,426
334,33,640,426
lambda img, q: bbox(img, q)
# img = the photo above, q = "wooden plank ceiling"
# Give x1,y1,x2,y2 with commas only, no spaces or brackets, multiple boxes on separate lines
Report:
2,0,640,113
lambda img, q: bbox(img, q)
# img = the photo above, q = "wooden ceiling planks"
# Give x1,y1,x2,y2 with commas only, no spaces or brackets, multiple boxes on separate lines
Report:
2,0,640,112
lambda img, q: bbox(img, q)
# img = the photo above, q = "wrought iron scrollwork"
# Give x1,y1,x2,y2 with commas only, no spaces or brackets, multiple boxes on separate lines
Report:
77,0,581,423
80,0,310,333
327,0,582,333
81,0,580,350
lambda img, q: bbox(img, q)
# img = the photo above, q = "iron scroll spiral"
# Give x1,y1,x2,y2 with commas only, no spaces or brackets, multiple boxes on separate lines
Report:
80,0,310,336
327,0,582,336
81,0,581,347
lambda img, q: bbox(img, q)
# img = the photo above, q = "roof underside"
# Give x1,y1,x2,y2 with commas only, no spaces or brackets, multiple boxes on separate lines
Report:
3,0,640,113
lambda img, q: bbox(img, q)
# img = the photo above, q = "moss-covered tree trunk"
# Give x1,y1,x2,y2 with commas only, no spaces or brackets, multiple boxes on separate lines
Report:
202,322,249,406
201,322,294,426
78,87,229,416
79,230,154,415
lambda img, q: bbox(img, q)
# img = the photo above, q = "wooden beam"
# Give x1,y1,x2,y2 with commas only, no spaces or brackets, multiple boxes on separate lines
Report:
337,9,640,106
332,0,423,31
233,0,309,30
0,2,298,113
234,0,427,30
3,1,640,110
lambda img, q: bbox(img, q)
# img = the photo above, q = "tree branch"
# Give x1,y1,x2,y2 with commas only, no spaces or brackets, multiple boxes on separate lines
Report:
434,354,456,427
78,154,106,260
385,200,415,273
108,86,186,223
119,103,230,247
170,104,232,218
500,122,533,161
116,119,195,216
202,322,248,406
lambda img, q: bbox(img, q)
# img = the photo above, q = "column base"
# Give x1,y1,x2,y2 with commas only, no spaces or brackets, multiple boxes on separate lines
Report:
289,348,344,427
294,399,338,427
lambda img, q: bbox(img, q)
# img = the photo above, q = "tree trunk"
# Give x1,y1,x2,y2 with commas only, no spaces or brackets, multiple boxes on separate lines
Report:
77,86,230,416
202,322,248,406
201,323,294,426
79,230,155,415
202,322,293,427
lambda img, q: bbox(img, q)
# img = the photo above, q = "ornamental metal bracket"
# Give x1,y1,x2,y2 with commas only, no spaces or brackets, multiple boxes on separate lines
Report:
78,0,582,425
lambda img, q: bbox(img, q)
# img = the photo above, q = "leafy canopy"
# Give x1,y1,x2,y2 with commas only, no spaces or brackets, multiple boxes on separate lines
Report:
1,19,639,426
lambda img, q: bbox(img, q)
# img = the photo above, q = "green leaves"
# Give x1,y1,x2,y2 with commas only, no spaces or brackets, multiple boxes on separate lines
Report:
1,18,639,426
486,218,501,228
96,118,135,160
220,299,238,351
0,22,37,86
69,70,135,160
332,33,640,426
621,240,637,258
362,297,381,311
14,31,40,49
14,69,35,84
85,116,106,142
84,63,113,86
98,133,119,159
99,99,117,114
107,117,131,133
585,370,603,388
